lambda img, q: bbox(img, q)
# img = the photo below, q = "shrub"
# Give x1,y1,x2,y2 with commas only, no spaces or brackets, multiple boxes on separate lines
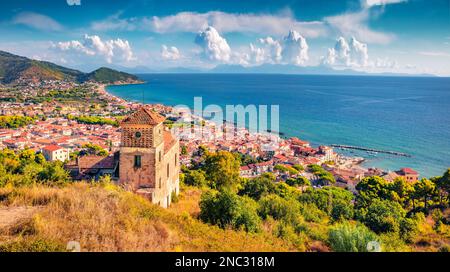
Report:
0,238,66,252
258,194,300,222
273,222,307,251
298,202,327,223
171,191,179,204
378,233,410,252
399,218,418,243
199,189,261,232
328,223,379,252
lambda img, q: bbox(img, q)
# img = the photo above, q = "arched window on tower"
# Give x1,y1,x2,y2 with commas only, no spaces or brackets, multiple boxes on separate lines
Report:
167,164,170,178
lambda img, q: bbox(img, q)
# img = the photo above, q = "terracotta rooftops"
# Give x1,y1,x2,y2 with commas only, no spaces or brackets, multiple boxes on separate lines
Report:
120,106,166,126
66,155,116,169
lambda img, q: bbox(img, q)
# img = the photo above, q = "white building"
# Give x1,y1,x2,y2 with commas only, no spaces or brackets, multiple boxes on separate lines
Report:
42,145,70,162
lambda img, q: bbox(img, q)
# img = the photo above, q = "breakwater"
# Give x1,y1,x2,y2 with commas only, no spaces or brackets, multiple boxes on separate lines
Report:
331,144,412,157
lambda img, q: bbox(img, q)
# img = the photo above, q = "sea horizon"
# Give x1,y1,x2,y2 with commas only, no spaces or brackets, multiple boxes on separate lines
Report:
107,73,450,178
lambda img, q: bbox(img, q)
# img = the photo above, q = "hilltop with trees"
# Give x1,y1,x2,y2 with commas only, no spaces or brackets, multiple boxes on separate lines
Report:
0,50,141,85
0,147,449,252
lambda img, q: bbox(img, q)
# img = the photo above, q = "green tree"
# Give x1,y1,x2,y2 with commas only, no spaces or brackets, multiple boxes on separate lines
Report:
361,199,406,234
0,116,35,128
389,177,414,209
203,151,240,191
413,178,436,210
308,164,335,185
183,169,208,188
331,199,354,222
35,153,46,164
435,168,450,206
37,163,70,185
286,176,311,188
274,164,298,175
199,189,260,232
299,186,354,215
81,143,109,157
18,149,36,163
355,176,390,208
239,174,276,200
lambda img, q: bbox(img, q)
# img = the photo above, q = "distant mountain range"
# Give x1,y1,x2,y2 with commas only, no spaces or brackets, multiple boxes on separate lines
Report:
131,63,434,77
0,50,141,84
0,50,435,83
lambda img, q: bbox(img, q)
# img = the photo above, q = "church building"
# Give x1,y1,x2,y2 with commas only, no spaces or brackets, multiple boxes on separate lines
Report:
118,106,180,208
65,106,180,208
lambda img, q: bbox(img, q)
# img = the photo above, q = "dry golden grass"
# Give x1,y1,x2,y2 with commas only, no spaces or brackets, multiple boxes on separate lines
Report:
410,214,450,252
0,183,296,252
2,183,446,252
168,186,202,217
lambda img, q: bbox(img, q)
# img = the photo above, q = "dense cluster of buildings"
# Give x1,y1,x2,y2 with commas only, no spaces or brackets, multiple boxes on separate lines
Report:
0,80,421,201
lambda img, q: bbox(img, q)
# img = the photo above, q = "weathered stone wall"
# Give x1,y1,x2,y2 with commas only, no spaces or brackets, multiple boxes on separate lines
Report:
119,147,156,190
119,115,179,208
152,123,163,147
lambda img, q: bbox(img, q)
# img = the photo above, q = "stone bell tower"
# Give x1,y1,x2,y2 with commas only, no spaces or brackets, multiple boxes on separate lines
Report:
119,106,180,208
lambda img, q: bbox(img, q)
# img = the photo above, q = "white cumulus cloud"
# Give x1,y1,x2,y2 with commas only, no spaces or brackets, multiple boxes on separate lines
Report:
243,30,309,66
322,37,368,67
13,12,63,32
362,0,407,7
195,26,231,62
54,34,134,64
322,36,398,70
282,30,309,65
259,37,283,64
161,45,181,60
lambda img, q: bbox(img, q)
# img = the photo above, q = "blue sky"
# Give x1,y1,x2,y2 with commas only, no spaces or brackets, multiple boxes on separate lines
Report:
0,0,449,75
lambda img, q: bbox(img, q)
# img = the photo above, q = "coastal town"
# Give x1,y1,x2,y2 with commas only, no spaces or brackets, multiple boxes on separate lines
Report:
1,0,449,255
0,79,420,191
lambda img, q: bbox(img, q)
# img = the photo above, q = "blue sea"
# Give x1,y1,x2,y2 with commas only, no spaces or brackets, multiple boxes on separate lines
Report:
107,74,450,178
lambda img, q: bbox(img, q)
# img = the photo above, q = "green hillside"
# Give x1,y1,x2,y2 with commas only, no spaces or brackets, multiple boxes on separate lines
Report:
80,67,140,84
0,50,139,84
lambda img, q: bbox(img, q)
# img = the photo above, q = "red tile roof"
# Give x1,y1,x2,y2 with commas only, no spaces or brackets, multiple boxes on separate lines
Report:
400,168,418,175
290,137,309,146
43,144,64,152
121,106,166,125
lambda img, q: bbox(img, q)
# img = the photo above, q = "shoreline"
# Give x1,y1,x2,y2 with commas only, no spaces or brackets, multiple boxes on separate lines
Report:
98,82,372,174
